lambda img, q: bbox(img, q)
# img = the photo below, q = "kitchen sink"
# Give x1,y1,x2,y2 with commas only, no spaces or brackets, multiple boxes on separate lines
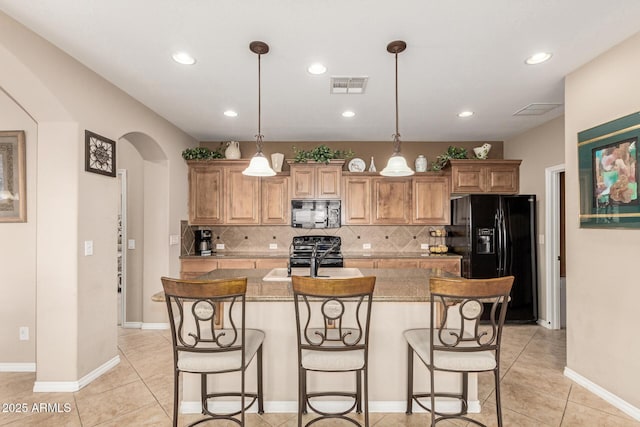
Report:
262,267,363,282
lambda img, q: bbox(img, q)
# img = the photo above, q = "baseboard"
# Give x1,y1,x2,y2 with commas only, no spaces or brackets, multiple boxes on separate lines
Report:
33,355,120,393
537,318,553,329
181,399,481,414
141,323,169,330
0,363,36,372
122,321,142,329
564,367,640,421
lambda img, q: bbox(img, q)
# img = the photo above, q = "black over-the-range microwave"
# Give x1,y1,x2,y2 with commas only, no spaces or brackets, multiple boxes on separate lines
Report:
291,200,341,229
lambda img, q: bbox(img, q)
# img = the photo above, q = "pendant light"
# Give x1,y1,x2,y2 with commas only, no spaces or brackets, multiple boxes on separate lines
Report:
243,41,276,177
380,40,414,177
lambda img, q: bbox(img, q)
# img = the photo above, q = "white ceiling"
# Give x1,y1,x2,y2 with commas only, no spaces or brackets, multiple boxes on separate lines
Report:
2,1,640,143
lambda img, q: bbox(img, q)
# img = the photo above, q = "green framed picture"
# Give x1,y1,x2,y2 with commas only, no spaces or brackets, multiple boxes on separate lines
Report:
578,112,639,228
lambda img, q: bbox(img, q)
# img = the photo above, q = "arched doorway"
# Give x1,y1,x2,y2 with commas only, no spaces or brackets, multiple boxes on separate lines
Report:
117,132,168,328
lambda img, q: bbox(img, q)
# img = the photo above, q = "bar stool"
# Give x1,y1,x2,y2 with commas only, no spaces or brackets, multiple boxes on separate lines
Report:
161,276,264,427
404,275,514,427
291,275,376,427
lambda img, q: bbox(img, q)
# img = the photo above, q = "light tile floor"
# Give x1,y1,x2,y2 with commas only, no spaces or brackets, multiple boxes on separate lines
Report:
0,325,638,426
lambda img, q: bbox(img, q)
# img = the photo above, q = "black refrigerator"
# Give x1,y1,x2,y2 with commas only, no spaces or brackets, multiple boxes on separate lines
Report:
446,194,538,323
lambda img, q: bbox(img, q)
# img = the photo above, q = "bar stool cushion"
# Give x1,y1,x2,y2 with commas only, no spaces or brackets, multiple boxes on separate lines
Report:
178,329,265,372
404,328,496,371
301,349,365,371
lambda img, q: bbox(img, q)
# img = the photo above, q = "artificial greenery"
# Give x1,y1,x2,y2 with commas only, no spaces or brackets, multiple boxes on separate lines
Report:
181,143,225,160
292,144,354,164
430,145,468,171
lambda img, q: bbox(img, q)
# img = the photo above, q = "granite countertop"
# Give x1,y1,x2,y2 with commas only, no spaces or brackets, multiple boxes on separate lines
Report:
153,267,457,303
180,252,461,260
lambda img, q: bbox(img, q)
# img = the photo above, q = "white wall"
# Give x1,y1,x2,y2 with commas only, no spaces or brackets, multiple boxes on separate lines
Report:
0,90,37,365
565,31,640,408
0,10,195,384
505,116,565,322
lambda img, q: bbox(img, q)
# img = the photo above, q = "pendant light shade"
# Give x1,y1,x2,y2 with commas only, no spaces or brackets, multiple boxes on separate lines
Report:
380,40,414,177
243,41,276,177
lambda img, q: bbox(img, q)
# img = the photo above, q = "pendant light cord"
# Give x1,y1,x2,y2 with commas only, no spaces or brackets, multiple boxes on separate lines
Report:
256,52,264,153
392,50,401,154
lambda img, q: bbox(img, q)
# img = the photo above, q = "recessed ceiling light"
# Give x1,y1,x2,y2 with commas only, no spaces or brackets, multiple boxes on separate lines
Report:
308,63,327,75
172,51,196,65
342,110,355,118
525,52,552,65
458,111,474,118
224,110,238,117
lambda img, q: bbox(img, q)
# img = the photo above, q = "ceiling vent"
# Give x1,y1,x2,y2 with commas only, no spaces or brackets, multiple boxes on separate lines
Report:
513,103,563,116
330,76,368,94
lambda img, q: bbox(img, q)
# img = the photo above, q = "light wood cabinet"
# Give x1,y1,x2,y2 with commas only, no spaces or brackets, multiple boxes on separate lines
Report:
255,258,288,269
343,176,371,224
188,162,224,225
261,176,290,224
371,177,411,224
187,160,289,225
344,257,460,274
419,258,461,275
449,160,521,194
412,175,451,225
225,164,260,225
180,258,217,279
216,259,256,269
289,160,344,199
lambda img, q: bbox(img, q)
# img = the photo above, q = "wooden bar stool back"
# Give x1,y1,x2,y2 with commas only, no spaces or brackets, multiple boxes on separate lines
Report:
404,275,514,427
161,276,264,427
291,275,376,427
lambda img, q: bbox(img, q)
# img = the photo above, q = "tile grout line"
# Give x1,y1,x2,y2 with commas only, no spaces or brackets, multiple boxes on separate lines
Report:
559,384,572,426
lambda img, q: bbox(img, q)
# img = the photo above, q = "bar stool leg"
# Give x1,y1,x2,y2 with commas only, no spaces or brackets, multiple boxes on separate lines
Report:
356,370,362,413
406,344,414,414
257,346,264,414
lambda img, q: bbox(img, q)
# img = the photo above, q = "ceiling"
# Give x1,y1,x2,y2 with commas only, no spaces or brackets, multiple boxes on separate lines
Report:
2,1,640,143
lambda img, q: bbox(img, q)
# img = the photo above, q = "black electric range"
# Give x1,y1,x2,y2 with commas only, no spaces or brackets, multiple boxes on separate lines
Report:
289,235,344,268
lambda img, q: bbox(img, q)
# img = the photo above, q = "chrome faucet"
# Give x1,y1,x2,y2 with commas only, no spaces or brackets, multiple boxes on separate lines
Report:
309,240,339,278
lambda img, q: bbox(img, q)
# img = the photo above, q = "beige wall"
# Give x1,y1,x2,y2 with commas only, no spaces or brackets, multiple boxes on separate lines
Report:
504,116,565,322
565,32,640,407
0,11,195,383
0,90,37,365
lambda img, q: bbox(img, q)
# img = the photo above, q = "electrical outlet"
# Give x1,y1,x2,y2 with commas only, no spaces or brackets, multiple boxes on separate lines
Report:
84,240,93,256
19,326,29,341
169,234,180,245
362,243,371,250
269,243,278,250
216,243,225,250
421,243,430,250
128,239,136,249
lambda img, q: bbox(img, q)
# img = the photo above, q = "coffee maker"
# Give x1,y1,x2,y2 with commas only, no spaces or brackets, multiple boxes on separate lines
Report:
194,229,212,256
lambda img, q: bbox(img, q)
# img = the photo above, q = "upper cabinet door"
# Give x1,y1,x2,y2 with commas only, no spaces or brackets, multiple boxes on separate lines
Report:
291,166,315,199
344,176,371,224
290,160,344,199
188,163,224,225
450,160,521,194
261,176,290,225
371,177,411,224
225,164,260,224
412,175,451,225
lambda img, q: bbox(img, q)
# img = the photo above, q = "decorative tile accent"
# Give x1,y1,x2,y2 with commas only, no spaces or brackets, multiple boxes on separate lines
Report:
181,224,448,255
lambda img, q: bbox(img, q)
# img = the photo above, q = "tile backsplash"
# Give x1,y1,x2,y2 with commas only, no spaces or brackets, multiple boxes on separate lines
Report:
181,221,446,255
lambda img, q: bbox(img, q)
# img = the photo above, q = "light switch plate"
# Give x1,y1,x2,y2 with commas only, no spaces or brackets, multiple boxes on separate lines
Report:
216,243,225,250
421,243,429,250
84,240,93,256
269,243,278,250
169,235,180,245
538,234,545,245
128,239,136,250
19,326,29,341
362,243,371,250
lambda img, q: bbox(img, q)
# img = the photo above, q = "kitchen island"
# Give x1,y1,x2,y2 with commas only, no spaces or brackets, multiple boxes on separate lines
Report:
168,267,480,416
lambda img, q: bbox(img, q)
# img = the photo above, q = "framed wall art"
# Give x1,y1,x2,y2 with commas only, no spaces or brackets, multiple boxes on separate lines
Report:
578,112,639,228
0,130,26,223
85,130,116,177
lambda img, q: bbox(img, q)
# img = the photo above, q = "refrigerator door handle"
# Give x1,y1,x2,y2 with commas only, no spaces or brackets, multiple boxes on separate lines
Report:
500,208,508,276
495,211,503,274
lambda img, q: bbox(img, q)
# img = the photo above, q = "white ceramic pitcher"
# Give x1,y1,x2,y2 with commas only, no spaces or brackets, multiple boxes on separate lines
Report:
225,141,241,159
